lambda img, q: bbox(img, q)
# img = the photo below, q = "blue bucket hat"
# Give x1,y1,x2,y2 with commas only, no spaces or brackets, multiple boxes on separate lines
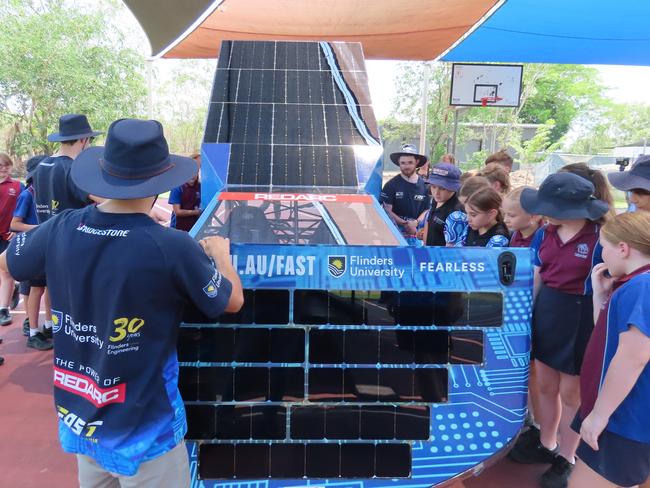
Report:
520,172,609,220
390,144,428,168
71,119,198,199
47,114,103,142
427,162,462,192
608,155,650,192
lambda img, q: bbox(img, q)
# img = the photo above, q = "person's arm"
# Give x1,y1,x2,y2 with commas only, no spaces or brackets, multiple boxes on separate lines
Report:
0,251,7,273
10,216,36,233
533,266,541,302
591,262,615,323
580,325,650,450
383,203,406,227
172,204,201,217
199,236,243,313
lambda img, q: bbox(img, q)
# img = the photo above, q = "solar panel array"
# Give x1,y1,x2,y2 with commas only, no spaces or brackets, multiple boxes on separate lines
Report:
204,41,380,188
180,289,501,479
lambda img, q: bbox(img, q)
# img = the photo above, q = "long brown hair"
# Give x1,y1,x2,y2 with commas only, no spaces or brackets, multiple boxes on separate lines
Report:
459,175,490,200
465,186,504,224
479,162,511,194
559,163,615,222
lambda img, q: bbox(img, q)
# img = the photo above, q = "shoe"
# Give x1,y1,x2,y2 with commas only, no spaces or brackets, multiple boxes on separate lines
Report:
541,455,574,488
0,309,11,326
42,327,53,340
26,332,53,351
22,318,30,336
11,283,19,309
508,436,558,464
0,356,4,366
518,425,541,447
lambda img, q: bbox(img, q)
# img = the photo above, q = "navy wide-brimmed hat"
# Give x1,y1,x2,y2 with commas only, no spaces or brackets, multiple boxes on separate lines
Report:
71,119,198,199
608,155,650,192
521,172,609,220
390,144,428,168
47,114,103,142
25,154,48,183
427,162,462,192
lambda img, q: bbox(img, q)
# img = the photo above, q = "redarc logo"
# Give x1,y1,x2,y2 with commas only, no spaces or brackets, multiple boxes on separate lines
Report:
54,367,126,408
254,193,337,202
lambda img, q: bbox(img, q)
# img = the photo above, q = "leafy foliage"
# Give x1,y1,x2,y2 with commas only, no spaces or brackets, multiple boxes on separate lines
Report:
0,0,147,159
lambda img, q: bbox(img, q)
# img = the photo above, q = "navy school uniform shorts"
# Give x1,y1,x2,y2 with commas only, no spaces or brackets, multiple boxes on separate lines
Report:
532,284,594,375
572,414,650,487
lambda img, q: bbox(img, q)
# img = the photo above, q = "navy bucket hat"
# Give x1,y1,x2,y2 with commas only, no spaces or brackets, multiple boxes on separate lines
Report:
71,119,198,199
47,114,103,142
608,155,650,192
427,162,462,192
25,154,48,183
520,172,609,220
390,144,428,168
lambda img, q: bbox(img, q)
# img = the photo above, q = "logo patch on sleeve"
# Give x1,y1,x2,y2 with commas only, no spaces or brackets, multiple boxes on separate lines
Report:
203,271,223,298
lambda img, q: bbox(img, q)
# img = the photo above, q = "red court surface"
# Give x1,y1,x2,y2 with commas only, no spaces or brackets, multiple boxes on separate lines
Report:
0,202,543,487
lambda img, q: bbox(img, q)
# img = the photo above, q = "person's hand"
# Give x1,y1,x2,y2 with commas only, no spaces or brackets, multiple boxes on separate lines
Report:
199,236,231,260
580,411,609,451
404,219,418,234
591,263,615,298
6,232,15,241
416,228,425,240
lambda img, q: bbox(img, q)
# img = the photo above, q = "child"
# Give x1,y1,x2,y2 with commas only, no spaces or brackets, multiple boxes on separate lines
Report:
11,155,53,350
442,176,491,247
560,163,615,220
463,187,510,247
423,163,463,246
570,212,650,488
0,153,22,329
479,162,511,195
509,172,609,488
169,152,202,232
566,212,650,488
503,187,542,247
608,155,650,213
485,148,514,173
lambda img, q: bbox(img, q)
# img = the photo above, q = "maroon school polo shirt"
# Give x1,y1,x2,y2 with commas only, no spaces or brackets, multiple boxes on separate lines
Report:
530,222,602,295
0,177,22,239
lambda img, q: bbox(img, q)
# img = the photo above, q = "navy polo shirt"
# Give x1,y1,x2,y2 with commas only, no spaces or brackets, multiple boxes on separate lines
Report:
32,155,90,223
380,174,429,222
580,265,650,443
6,206,232,475
531,222,602,295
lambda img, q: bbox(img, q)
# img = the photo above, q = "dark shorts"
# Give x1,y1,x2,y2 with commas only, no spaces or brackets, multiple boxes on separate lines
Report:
571,414,650,487
532,284,594,375
19,278,46,295
0,239,8,254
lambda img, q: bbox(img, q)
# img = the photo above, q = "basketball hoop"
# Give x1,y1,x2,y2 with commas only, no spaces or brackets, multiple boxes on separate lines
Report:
480,96,503,107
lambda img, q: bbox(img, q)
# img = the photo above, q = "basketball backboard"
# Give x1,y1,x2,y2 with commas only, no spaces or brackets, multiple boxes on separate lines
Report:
450,63,523,107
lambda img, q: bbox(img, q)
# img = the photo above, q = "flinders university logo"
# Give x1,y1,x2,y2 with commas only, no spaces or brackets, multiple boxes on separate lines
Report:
328,256,347,278
51,310,64,334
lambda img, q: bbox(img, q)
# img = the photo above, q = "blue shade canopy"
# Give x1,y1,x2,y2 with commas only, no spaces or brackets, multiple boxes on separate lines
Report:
443,0,650,65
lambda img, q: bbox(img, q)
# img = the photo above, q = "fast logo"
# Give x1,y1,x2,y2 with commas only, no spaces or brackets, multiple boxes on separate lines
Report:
51,310,63,334
328,255,347,278
57,406,103,437
54,367,126,408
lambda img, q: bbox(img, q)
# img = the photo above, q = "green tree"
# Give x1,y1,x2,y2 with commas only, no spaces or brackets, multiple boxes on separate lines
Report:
0,0,147,160
384,62,607,163
509,119,562,165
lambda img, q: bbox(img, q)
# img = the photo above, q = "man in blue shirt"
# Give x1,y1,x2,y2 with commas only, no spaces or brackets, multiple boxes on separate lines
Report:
381,144,430,245
0,119,244,487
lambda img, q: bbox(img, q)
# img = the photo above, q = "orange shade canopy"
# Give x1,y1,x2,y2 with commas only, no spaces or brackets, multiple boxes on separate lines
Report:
123,0,500,60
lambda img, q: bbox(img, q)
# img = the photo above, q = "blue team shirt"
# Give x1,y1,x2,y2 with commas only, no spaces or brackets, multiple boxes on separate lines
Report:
13,187,38,226
6,206,232,475
168,185,182,228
